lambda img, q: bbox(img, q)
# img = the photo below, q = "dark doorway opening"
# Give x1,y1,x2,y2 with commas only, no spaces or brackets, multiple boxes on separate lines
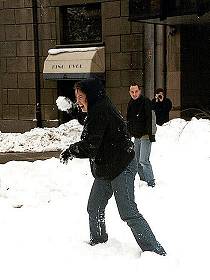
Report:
181,24,210,119
57,80,77,123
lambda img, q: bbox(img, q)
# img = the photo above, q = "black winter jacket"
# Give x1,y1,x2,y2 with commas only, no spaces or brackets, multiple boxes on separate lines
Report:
151,98,172,126
68,80,134,180
127,95,153,139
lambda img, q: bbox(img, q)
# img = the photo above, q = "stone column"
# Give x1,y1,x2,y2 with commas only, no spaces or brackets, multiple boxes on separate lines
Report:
155,24,165,90
144,24,155,99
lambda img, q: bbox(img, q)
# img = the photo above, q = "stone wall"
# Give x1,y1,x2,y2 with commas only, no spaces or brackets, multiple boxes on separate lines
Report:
0,0,144,132
102,0,144,115
0,0,36,132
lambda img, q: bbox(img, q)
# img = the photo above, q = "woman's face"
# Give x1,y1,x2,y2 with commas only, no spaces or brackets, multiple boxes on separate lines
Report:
75,88,88,112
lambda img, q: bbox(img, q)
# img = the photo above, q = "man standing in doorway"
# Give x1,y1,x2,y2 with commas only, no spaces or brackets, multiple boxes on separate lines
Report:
127,83,156,187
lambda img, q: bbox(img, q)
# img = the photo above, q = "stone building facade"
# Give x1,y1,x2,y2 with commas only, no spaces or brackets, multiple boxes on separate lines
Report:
130,0,210,120
3,0,200,132
0,0,146,132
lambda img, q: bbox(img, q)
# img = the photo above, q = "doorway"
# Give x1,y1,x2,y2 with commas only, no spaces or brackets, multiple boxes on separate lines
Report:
181,24,210,119
57,80,77,123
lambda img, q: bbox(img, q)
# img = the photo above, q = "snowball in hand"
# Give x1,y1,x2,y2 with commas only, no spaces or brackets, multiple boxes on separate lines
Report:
56,96,73,112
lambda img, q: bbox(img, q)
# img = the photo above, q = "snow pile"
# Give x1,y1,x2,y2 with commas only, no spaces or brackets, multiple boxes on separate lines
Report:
0,120,82,152
1,117,209,157
0,117,210,279
154,117,210,159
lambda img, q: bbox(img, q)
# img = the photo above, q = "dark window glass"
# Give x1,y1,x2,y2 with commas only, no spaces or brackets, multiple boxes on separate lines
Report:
62,3,102,45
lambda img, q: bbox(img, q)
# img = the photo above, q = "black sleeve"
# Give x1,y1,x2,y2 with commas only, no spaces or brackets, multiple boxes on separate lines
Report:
68,111,108,159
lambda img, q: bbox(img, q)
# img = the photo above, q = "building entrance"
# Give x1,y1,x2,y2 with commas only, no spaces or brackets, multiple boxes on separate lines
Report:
181,24,210,119
57,80,76,124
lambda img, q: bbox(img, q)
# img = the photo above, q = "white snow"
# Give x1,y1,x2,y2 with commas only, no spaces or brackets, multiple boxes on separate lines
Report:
0,117,210,280
0,120,82,152
48,47,101,55
56,96,73,112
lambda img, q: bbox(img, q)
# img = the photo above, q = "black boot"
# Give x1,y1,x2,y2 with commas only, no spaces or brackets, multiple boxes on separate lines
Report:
89,237,108,246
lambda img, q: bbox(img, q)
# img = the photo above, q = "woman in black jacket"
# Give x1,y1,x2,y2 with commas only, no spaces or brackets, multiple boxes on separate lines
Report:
60,78,166,256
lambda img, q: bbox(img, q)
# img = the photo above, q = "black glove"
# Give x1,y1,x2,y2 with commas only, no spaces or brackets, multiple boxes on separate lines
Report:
149,135,156,142
60,148,74,164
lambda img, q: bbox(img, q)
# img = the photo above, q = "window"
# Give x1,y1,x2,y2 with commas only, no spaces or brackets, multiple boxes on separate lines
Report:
61,3,102,45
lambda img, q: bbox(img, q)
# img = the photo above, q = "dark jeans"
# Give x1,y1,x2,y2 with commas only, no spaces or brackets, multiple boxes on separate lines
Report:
87,159,165,253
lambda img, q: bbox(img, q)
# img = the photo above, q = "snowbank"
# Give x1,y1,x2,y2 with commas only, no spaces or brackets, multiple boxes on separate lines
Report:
0,120,82,152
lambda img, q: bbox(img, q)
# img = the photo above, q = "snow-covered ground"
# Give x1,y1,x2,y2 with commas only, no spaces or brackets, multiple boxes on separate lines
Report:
0,117,210,280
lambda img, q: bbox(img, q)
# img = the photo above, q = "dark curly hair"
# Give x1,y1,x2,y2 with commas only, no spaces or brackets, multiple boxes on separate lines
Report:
74,78,105,108
154,88,166,97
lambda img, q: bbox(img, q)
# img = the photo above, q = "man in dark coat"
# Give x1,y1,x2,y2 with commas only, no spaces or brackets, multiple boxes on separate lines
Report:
127,83,156,187
152,88,172,126
60,78,166,256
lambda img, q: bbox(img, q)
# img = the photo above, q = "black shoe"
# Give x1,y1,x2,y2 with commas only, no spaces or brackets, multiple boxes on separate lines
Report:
148,180,155,188
153,246,167,256
143,243,167,256
89,238,108,246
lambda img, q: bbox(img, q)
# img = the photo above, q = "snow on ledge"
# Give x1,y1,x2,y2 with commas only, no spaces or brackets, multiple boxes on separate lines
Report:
48,47,100,55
